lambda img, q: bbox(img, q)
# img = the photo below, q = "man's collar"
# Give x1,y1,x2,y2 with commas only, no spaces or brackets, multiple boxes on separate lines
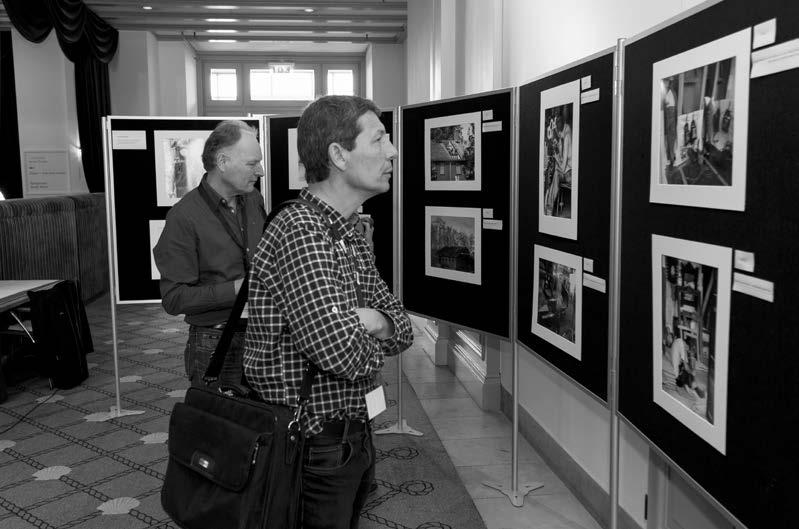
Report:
202,174,243,205
298,188,357,237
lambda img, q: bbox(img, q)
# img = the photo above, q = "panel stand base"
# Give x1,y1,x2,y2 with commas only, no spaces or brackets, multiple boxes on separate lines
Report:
374,419,423,437
482,481,545,507
107,406,145,419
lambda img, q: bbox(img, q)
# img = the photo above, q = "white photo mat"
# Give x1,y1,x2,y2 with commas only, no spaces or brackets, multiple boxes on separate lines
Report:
424,206,482,285
424,112,482,191
154,130,212,207
287,128,307,190
539,80,580,240
531,244,582,360
148,220,166,280
650,28,751,211
651,234,731,454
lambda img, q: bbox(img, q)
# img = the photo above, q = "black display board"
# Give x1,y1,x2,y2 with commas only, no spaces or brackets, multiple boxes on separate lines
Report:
266,111,396,289
517,50,614,402
619,1,799,526
106,117,263,303
401,90,512,339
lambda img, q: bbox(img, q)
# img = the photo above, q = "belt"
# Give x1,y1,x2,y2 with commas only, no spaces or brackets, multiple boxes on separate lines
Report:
208,319,248,332
311,418,369,441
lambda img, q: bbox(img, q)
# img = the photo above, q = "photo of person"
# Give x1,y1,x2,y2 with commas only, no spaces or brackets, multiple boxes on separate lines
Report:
649,28,750,211
660,255,717,424
424,112,482,191
424,206,481,285
154,130,211,207
539,80,580,239
531,245,582,360
542,103,573,219
651,235,732,454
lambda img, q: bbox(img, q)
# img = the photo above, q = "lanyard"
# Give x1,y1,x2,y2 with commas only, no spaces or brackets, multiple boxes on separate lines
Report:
197,183,250,271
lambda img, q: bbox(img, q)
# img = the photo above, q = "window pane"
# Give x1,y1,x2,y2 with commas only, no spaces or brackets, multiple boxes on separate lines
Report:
250,69,315,101
327,69,354,96
210,68,237,101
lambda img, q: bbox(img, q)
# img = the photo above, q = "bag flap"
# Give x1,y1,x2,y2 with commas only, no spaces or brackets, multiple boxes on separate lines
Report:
168,401,263,491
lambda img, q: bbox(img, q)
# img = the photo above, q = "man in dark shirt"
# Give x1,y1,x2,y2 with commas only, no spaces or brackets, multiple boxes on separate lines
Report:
244,96,413,528
154,120,266,384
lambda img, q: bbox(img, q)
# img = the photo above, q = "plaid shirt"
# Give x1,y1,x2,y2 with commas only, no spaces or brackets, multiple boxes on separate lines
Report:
243,189,413,435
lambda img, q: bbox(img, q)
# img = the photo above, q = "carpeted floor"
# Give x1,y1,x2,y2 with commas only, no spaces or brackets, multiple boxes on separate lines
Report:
0,297,486,529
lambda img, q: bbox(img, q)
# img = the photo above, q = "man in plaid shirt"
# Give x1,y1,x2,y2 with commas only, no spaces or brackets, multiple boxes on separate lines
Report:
243,95,413,529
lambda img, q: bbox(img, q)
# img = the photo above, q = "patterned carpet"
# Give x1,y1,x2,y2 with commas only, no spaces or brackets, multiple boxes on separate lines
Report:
0,297,485,529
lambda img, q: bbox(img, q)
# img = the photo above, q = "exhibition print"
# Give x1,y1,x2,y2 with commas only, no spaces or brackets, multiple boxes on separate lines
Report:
425,206,481,285
652,235,731,454
424,112,482,191
149,220,166,280
650,28,750,211
287,128,307,190
539,80,580,240
531,245,582,360
154,130,211,207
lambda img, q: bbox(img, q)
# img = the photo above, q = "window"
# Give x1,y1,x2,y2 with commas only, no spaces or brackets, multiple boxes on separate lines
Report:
249,68,315,101
209,68,237,101
326,69,354,95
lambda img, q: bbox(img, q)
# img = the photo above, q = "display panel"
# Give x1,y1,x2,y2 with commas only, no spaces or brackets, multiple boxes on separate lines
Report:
517,50,614,401
401,90,512,338
105,117,263,303
619,1,799,525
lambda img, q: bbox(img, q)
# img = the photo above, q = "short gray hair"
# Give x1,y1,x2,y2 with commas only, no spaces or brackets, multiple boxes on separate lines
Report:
201,120,256,172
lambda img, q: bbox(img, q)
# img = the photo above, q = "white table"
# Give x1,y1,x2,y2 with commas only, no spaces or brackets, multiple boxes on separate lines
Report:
0,280,59,313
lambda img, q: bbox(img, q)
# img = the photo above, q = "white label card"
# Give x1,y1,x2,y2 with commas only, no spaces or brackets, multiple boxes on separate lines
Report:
583,258,594,273
580,88,600,104
482,110,494,120
583,273,606,293
753,18,777,49
482,219,503,230
482,208,494,219
365,385,386,419
751,38,799,78
482,121,502,132
112,130,147,150
733,272,774,302
734,250,755,273
581,75,592,90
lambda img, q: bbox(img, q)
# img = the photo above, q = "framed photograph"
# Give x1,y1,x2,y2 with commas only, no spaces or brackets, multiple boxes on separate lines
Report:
531,245,582,360
650,28,750,211
287,128,307,190
539,80,580,239
424,112,482,191
149,220,165,280
154,130,211,207
425,206,481,285
652,234,731,454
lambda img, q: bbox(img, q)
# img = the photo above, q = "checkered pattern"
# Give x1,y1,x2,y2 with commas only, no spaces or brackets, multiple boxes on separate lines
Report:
243,189,413,435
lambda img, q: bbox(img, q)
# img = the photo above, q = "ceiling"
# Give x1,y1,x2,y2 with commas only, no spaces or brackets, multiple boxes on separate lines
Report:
0,0,407,54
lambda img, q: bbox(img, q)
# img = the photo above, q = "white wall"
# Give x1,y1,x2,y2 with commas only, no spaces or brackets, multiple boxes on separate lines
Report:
406,0,436,104
157,40,198,116
109,30,158,115
12,30,87,196
367,43,406,107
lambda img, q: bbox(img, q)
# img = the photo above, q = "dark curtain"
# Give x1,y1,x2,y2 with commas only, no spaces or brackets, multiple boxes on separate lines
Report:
0,31,22,199
1,0,118,192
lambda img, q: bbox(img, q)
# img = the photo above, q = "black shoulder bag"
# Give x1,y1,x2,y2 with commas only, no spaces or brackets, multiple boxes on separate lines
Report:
161,198,353,529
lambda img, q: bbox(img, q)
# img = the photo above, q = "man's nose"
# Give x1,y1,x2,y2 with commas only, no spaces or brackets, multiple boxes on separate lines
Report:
386,141,398,160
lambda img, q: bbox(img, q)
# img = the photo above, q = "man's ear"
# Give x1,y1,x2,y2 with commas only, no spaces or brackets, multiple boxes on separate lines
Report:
216,151,228,172
328,142,347,172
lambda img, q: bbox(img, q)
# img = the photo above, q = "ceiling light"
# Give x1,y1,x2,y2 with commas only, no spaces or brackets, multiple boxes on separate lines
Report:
304,8,315,13
208,39,236,43
208,29,237,33
205,18,238,22
206,5,237,9
142,5,152,9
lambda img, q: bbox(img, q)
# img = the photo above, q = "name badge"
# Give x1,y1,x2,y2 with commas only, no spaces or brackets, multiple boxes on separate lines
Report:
365,385,386,419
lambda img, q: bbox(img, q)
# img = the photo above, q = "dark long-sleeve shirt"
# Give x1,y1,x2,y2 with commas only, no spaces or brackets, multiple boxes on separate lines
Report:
153,175,266,326
244,189,413,435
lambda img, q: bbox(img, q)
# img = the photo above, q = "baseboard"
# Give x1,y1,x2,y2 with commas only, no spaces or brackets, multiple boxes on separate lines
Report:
500,388,643,529
450,342,500,410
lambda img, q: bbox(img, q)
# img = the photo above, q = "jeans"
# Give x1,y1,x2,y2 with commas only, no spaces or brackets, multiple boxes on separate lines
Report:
184,325,245,384
301,421,375,529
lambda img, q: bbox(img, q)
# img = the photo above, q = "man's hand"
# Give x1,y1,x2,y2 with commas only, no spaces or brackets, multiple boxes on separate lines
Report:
355,308,394,340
